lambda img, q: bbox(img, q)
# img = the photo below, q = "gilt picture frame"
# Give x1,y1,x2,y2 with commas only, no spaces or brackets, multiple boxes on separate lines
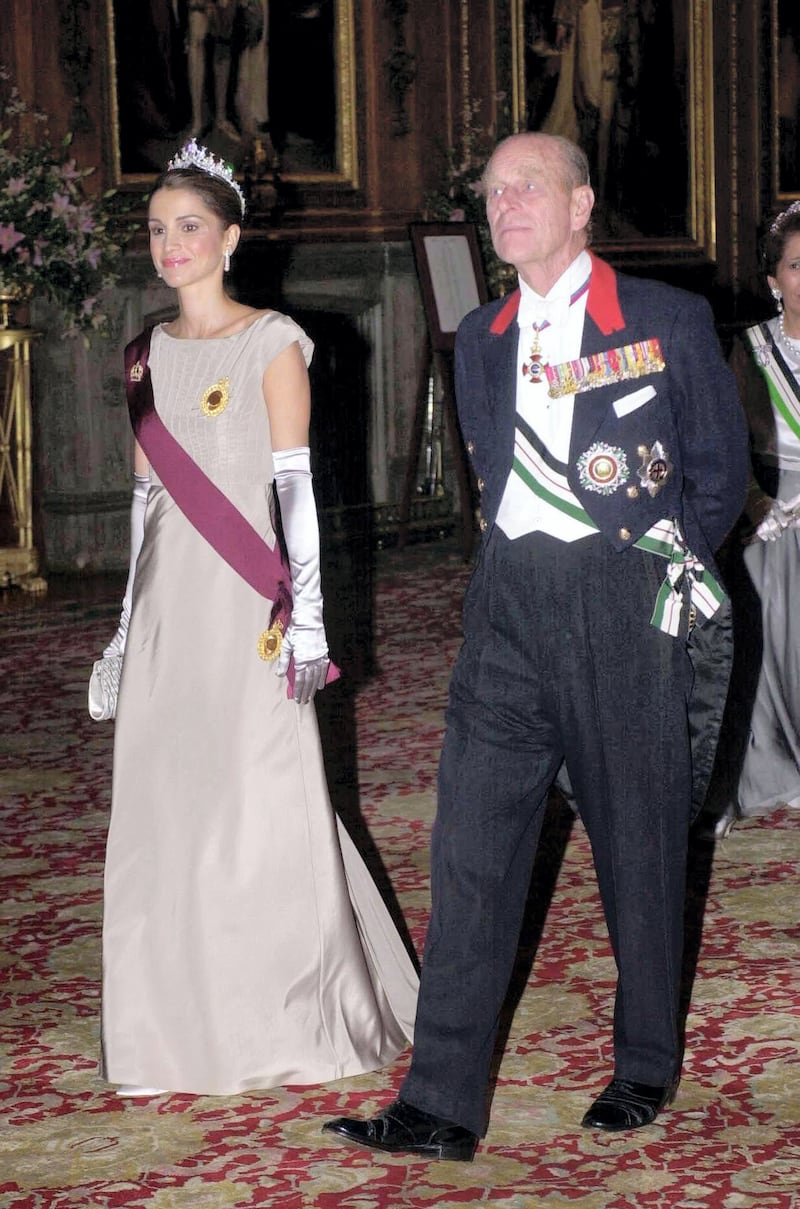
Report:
506,0,715,261
105,0,357,193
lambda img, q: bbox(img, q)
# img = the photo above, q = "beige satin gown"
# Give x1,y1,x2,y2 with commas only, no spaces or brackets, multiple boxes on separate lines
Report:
102,313,418,1094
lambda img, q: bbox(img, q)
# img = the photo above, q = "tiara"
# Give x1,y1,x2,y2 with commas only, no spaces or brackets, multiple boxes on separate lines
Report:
167,139,246,218
770,199,800,233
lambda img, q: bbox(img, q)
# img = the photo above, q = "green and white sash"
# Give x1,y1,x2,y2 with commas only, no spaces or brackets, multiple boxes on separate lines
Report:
642,519,726,635
746,323,800,442
512,435,725,635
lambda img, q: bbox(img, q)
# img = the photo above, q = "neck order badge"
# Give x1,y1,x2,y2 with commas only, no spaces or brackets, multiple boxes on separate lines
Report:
521,277,591,384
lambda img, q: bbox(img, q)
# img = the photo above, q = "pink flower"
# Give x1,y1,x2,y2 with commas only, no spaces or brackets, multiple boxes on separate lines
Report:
0,71,134,335
449,209,466,222
50,192,72,217
0,223,25,253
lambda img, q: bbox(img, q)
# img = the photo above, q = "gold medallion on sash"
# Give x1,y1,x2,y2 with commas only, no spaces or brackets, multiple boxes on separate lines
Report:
257,619,284,661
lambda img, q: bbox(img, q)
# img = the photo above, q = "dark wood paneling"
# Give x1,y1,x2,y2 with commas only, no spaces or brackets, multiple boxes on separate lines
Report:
1,0,777,303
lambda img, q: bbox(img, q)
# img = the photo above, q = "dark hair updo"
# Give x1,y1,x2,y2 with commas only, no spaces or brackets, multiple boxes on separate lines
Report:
762,202,800,276
149,166,244,231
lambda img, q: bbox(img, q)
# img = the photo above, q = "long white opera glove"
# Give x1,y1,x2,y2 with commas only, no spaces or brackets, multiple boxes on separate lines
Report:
754,495,799,542
88,472,149,720
272,446,330,705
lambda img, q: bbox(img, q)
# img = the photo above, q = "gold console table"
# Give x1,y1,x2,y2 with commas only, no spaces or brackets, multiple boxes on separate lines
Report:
0,324,46,592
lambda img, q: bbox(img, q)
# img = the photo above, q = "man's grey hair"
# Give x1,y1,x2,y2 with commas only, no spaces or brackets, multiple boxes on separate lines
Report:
480,132,592,194
556,136,592,190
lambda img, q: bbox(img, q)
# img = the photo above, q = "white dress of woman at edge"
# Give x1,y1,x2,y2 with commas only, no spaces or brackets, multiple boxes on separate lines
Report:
101,175,417,1096
731,313,800,819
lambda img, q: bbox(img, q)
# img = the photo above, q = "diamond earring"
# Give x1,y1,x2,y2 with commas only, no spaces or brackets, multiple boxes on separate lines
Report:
771,286,783,313
224,249,231,273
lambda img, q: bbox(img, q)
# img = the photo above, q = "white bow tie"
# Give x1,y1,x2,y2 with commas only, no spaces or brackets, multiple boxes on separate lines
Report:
517,293,570,331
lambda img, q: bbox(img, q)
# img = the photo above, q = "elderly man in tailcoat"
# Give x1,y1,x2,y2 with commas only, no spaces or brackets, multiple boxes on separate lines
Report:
323,131,749,1160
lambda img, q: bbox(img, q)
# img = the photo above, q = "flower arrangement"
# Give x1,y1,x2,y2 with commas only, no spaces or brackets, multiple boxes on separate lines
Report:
0,67,136,336
424,99,516,298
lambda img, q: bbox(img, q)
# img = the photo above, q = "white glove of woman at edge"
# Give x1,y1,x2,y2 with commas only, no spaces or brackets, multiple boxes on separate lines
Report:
87,472,149,720
272,446,330,705
754,489,800,542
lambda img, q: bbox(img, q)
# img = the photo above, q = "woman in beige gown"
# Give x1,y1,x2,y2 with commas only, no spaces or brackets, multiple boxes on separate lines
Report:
91,142,418,1096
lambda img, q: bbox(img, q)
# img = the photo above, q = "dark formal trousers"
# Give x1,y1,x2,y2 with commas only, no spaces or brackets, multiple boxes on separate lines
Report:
401,527,694,1136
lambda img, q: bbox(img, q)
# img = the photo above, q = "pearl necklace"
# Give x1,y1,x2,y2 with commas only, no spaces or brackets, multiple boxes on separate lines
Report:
778,313,800,354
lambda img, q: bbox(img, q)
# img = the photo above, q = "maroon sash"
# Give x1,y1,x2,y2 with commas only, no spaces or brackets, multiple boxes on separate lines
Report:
124,326,339,693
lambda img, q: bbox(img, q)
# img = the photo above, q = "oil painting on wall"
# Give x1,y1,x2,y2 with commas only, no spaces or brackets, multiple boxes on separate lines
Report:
108,1,346,183
514,0,700,248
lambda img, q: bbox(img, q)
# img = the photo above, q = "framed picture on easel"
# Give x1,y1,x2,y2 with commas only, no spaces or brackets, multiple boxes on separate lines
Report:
410,223,489,352
406,223,487,557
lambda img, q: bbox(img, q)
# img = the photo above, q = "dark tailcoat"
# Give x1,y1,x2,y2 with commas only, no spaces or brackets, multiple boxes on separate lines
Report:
454,253,750,811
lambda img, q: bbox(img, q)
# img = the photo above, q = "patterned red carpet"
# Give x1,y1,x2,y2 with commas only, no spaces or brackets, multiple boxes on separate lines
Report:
1,543,799,1208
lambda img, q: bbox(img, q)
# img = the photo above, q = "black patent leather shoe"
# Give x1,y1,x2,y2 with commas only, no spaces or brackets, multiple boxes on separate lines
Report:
581,1078,677,1132
322,1097,479,1161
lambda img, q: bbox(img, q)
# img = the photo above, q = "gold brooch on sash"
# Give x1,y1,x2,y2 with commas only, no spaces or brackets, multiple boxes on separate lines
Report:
129,361,144,382
201,377,230,416
257,619,284,661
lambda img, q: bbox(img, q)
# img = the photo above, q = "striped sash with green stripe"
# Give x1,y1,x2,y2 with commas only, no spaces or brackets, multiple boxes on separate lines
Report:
746,323,800,443
513,456,725,634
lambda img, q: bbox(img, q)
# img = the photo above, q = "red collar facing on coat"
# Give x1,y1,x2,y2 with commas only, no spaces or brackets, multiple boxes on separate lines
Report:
488,252,625,337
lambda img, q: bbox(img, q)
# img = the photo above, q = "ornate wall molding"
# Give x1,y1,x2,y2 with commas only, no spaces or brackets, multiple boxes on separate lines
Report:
384,0,417,136
729,0,740,286
58,0,93,132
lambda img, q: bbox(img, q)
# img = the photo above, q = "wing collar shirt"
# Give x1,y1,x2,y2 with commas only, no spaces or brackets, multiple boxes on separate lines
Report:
496,248,596,541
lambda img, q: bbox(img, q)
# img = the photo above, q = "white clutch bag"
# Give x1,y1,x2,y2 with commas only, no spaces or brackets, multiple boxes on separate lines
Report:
88,654,123,721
